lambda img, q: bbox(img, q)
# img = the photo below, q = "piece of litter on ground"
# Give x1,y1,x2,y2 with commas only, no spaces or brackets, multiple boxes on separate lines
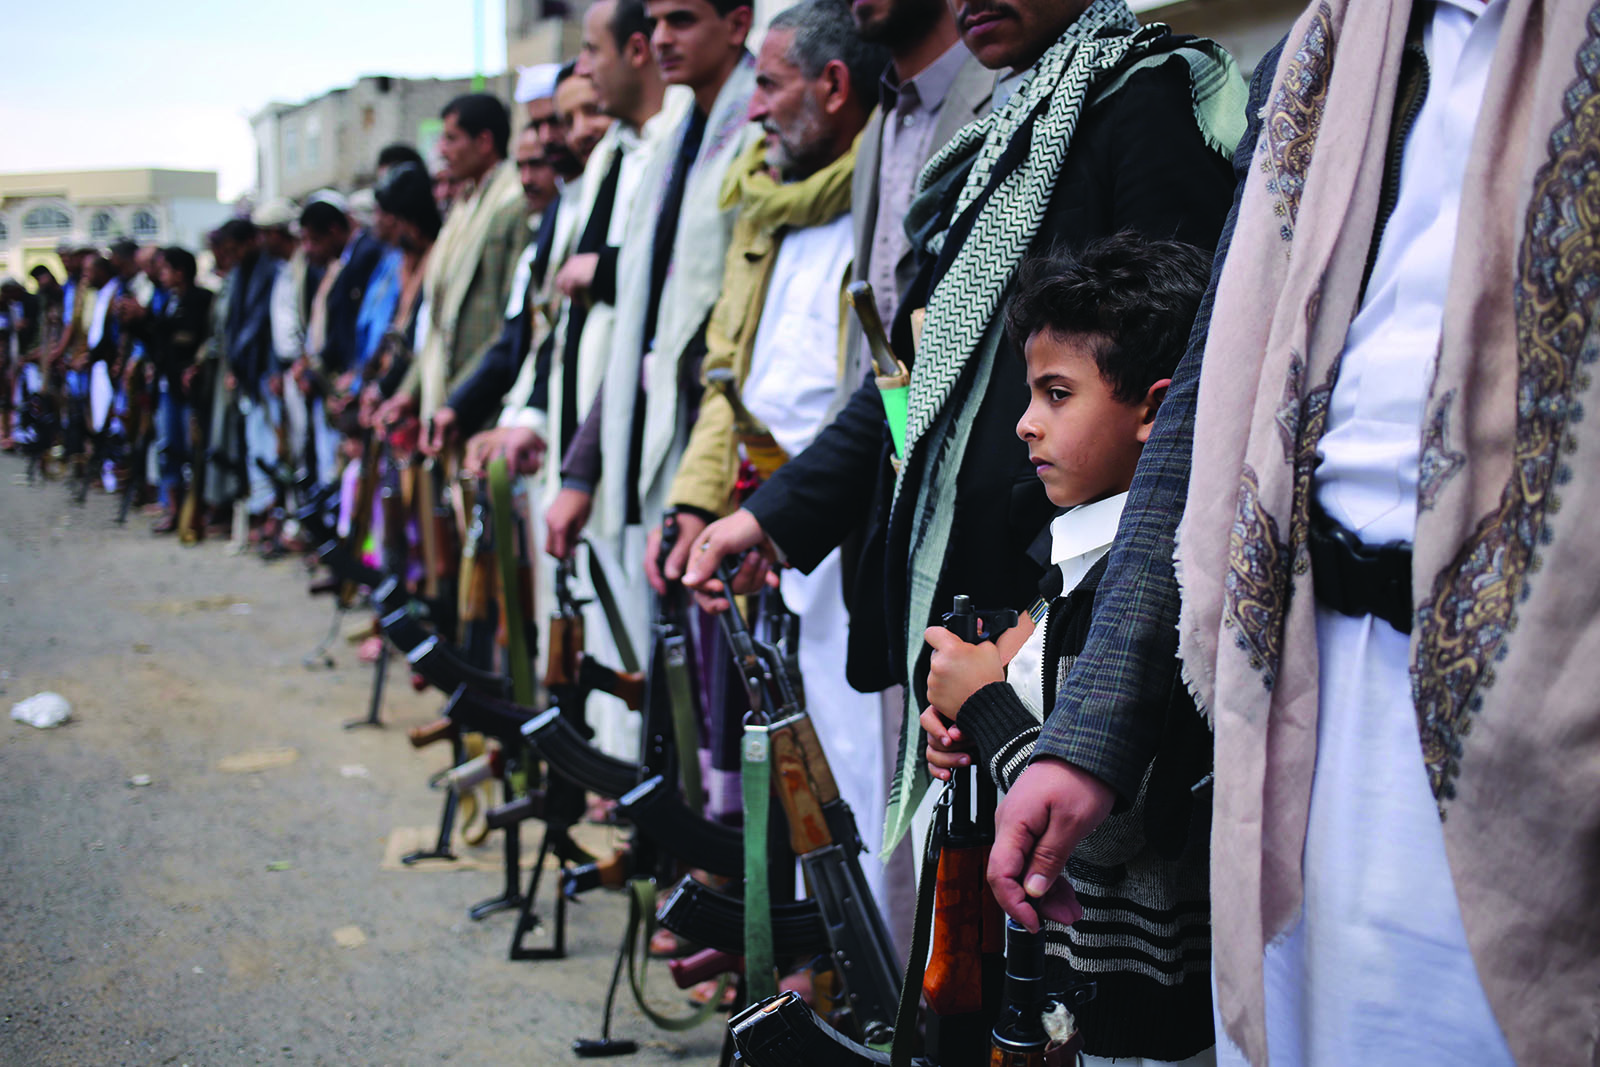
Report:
132,643,153,654
88,841,105,851
339,764,370,779
216,747,299,773
265,860,293,872
330,926,367,949
227,603,252,615
11,691,72,728
128,774,152,787
192,966,204,974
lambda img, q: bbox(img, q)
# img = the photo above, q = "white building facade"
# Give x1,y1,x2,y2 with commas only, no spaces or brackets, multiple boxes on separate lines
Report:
0,169,232,283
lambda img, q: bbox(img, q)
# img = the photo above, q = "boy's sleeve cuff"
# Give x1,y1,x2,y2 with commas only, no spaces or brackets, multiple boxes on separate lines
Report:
960,681,1045,792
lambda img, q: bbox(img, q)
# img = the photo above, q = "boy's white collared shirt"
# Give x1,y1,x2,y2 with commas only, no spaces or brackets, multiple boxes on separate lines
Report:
1005,491,1128,718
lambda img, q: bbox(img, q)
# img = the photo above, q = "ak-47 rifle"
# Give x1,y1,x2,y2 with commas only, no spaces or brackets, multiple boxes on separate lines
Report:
714,557,902,1046
921,595,1012,1065
545,556,647,712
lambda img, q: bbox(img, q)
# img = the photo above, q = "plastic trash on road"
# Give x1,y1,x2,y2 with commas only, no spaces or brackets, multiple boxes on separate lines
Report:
11,691,72,728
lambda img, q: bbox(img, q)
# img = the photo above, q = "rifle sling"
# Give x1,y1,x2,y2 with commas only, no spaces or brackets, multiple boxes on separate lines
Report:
584,542,641,673
488,459,533,706
890,789,950,1067
623,877,730,1031
743,723,776,1003
663,631,704,811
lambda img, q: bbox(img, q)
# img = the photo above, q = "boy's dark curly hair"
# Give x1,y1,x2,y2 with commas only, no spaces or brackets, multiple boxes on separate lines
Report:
1005,232,1211,403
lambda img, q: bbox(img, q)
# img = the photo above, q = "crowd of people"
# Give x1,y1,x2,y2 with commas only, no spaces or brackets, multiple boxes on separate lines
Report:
4,0,1597,1062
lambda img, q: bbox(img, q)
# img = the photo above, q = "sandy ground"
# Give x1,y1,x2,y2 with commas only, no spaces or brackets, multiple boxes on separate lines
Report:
0,460,724,1067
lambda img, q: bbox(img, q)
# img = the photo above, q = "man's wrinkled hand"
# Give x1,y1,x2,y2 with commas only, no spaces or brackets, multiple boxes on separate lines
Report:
545,487,592,560
681,509,777,613
988,757,1115,932
423,406,457,457
646,510,707,596
554,253,600,300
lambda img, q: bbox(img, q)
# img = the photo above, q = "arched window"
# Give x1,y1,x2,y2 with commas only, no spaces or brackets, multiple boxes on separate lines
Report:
90,210,116,239
23,205,71,235
131,209,159,239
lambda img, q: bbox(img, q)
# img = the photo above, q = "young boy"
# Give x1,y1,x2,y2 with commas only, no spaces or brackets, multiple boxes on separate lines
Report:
920,233,1217,1066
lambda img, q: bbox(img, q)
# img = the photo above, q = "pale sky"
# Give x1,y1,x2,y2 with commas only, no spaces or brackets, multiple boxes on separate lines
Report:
1,0,508,202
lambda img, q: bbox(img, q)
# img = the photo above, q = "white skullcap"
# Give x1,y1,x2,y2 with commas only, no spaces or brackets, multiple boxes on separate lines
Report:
305,188,349,213
515,63,562,104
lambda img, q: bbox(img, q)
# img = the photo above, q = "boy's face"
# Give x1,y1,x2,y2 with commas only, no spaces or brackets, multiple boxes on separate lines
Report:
1015,330,1163,508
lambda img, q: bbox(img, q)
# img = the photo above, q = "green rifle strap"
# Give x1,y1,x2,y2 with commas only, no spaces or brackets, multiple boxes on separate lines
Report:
890,787,951,1067
742,722,776,1003
664,632,705,811
488,458,533,707
624,877,731,1031
583,543,642,673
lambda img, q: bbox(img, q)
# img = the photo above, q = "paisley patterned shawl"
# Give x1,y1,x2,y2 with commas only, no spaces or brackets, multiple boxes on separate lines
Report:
1174,1,1600,1062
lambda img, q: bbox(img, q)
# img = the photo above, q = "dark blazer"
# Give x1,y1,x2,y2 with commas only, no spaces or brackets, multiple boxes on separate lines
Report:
317,228,386,377
138,285,214,389
745,48,1236,696
226,250,276,395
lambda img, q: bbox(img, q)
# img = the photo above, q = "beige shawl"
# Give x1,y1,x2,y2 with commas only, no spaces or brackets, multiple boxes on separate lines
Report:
1175,1,1600,1062
417,159,525,419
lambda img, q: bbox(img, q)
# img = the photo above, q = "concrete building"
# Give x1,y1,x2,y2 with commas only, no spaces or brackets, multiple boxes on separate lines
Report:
505,0,583,77
0,168,232,283
252,74,511,204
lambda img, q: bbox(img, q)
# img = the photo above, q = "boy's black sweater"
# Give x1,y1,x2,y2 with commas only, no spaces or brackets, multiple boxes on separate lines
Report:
959,554,1215,1061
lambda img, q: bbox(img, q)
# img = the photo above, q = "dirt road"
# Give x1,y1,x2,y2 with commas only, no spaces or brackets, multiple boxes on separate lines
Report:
0,462,723,1067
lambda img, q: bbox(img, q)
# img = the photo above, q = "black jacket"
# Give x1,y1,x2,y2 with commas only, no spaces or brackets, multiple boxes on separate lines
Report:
317,229,386,377
744,50,1236,695
138,286,214,390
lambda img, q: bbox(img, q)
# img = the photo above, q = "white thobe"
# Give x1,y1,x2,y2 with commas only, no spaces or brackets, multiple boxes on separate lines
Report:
742,213,891,908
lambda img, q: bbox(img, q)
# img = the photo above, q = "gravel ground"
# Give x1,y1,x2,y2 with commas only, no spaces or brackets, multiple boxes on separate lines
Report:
0,459,724,1067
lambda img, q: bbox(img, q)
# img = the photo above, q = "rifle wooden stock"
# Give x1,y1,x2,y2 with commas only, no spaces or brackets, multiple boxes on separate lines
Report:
407,717,457,749
729,992,909,1067
486,790,546,830
617,775,743,878
768,723,833,856
521,708,641,800
544,613,583,690
340,433,384,606
562,850,633,896
579,659,646,712
656,875,826,958
669,948,742,990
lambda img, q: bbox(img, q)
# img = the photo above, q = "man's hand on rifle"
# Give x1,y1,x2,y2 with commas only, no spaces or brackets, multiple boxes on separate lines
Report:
545,487,592,560
423,406,457,457
357,383,383,428
374,391,417,429
681,508,778,612
554,252,599,300
646,509,707,596
988,757,1115,932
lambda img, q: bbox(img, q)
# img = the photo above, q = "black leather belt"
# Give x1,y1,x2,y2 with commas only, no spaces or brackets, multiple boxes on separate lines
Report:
1308,503,1414,634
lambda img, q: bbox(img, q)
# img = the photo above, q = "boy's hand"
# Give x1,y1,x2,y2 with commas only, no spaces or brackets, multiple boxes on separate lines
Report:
923,614,1034,719
920,705,972,782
